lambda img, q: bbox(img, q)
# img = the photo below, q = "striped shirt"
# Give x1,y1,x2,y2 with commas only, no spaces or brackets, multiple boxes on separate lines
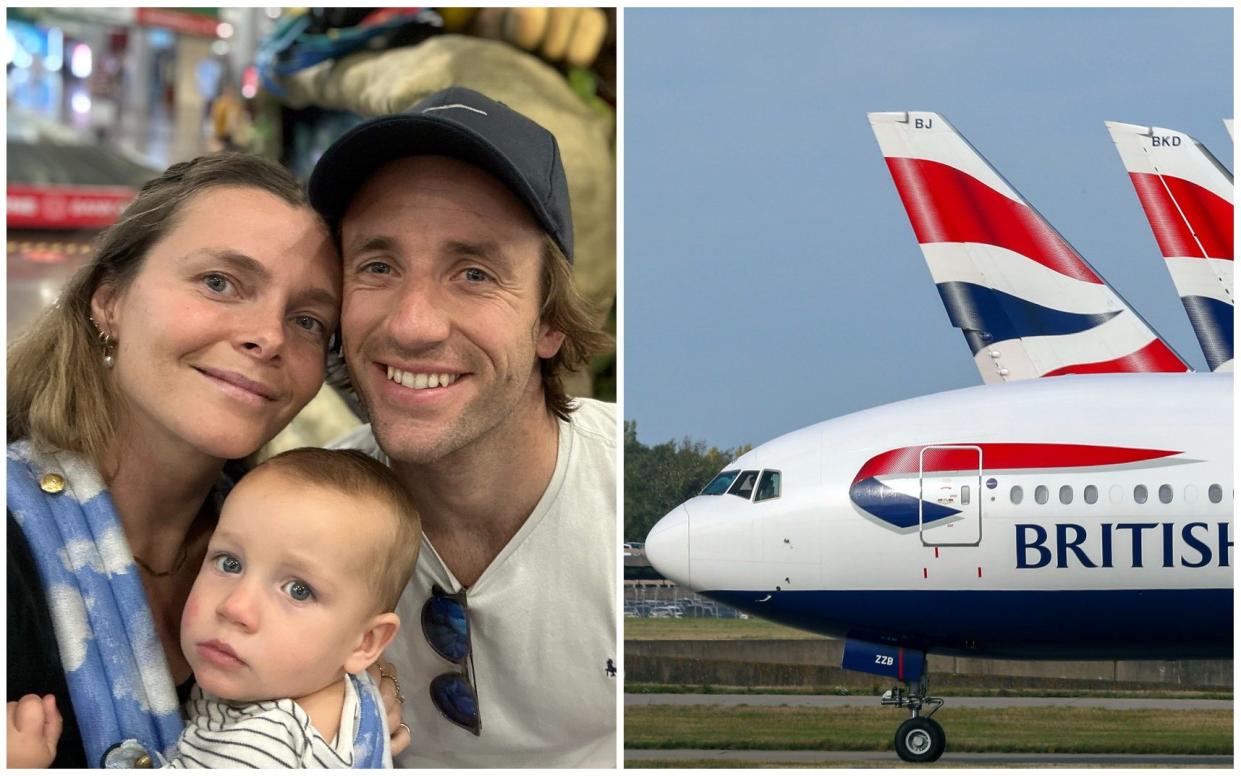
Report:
165,679,357,768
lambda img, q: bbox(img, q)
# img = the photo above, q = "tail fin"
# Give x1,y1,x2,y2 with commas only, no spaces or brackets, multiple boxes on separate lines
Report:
868,111,1189,383
1105,121,1234,372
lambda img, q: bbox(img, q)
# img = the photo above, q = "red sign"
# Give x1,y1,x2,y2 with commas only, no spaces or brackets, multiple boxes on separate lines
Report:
135,8,220,38
7,184,136,229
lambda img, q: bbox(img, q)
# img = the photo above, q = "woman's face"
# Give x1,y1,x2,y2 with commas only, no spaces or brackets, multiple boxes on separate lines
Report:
92,186,341,462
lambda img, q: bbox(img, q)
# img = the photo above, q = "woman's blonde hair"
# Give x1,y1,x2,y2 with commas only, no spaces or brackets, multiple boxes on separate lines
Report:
7,153,310,470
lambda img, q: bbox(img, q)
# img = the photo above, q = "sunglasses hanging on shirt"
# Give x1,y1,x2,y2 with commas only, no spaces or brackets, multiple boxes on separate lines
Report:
421,583,481,735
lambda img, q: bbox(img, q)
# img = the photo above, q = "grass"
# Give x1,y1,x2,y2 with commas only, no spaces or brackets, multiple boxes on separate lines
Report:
624,705,1234,754
624,617,827,640
626,761,870,769
625,759,1226,764
620,759,1201,764
624,683,1233,700
625,761,869,769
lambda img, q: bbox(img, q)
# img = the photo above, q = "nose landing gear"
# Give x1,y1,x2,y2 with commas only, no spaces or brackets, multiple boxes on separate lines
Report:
882,678,945,762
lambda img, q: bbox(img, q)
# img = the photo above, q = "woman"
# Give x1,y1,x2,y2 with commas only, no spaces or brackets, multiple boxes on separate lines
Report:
7,154,404,767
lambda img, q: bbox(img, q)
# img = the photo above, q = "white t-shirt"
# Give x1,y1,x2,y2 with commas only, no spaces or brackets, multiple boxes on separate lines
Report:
331,399,618,768
167,677,359,768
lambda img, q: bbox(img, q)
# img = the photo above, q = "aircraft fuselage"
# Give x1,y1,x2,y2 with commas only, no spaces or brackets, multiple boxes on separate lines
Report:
645,372,1233,660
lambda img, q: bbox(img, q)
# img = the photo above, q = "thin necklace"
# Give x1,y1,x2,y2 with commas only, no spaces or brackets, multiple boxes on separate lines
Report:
133,543,189,578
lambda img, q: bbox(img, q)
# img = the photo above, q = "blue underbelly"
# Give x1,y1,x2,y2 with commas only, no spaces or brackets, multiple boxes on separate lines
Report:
701,588,1233,660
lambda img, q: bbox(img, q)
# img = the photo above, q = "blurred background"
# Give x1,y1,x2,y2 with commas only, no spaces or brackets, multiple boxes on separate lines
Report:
7,6,617,450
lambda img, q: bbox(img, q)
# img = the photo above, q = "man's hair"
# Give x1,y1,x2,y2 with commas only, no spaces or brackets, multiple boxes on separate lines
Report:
7,153,312,472
253,448,421,612
537,235,614,421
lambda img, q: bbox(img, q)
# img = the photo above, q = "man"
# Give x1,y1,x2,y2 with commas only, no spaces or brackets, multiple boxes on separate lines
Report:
308,87,616,767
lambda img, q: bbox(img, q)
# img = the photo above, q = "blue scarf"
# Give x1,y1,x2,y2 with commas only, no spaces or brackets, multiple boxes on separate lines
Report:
9,441,393,768
350,670,392,768
7,440,184,766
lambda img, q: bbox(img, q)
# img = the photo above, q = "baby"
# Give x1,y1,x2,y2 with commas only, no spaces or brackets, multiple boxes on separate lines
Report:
8,448,421,768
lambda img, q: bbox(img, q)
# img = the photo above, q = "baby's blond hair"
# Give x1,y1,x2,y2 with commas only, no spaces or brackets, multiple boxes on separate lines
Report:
253,448,421,612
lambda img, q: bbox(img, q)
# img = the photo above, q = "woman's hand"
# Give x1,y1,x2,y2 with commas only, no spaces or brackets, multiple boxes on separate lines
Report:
368,660,410,756
7,694,62,768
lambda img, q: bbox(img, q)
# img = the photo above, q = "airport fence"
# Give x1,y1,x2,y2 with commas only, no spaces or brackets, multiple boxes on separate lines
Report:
623,580,749,620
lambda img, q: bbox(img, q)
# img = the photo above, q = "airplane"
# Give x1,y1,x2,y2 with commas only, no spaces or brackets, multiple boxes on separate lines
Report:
868,110,1190,383
1105,121,1233,372
643,113,1234,764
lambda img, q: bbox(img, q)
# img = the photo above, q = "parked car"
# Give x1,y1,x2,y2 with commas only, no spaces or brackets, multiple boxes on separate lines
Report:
648,604,685,619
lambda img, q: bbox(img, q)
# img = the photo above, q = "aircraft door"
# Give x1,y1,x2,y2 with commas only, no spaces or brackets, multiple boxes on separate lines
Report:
918,445,981,546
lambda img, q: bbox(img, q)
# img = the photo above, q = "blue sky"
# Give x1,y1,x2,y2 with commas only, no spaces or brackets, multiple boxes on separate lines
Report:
624,7,1233,451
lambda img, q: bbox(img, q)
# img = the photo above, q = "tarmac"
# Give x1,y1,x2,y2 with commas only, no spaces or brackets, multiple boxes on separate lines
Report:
625,693,1233,767
624,749,1233,766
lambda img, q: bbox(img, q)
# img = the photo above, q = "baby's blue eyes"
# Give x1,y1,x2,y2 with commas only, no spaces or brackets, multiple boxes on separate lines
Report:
212,554,314,602
283,580,315,602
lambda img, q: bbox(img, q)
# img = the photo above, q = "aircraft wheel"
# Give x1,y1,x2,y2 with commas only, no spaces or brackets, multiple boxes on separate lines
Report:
894,716,945,763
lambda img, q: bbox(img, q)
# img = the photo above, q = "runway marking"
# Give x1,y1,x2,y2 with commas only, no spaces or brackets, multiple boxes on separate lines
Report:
624,749,1233,766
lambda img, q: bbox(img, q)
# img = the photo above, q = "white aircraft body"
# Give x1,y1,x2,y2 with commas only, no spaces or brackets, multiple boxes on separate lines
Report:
647,372,1231,657
1106,121,1233,372
645,373,1232,761
644,112,1234,763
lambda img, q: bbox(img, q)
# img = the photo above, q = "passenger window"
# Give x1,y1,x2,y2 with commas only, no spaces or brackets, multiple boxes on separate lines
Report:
1184,484,1198,503
1034,485,1049,505
755,470,782,502
1109,485,1123,504
702,470,740,496
1084,485,1098,504
960,485,970,505
1134,485,1148,504
728,470,759,500
1208,484,1223,504
1158,484,1173,504
1059,485,1072,505
1010,485,1023,504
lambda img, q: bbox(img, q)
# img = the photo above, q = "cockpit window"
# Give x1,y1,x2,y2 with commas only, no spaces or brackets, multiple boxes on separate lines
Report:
755,470,782,502
727,470,759,499
701,470,740,496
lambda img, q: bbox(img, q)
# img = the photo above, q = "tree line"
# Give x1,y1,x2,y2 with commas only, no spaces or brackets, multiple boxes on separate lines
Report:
623,420,751,541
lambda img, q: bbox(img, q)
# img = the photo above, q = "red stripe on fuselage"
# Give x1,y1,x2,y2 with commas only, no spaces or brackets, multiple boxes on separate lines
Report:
1041,338,1188,376
884,157,1103,284
1128,172,1233,261
853,443,1181,484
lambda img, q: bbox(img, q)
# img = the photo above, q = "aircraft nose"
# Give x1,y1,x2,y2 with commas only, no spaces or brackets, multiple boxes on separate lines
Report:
645,504,691,588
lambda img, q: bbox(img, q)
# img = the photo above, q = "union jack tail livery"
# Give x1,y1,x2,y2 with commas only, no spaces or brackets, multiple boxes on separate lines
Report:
1105,121,1234,372
868,111,1190,384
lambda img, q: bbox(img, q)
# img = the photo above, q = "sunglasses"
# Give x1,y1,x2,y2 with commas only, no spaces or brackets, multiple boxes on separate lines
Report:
421,584,481,735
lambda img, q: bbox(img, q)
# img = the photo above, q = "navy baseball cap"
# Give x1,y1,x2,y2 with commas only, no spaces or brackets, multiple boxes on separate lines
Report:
308,86,574,262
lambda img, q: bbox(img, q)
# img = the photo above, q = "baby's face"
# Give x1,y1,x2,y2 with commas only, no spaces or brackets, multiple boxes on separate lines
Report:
181,468,389,702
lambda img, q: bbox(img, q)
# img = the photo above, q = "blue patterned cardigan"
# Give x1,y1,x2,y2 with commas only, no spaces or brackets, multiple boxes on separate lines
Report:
7,441,391,768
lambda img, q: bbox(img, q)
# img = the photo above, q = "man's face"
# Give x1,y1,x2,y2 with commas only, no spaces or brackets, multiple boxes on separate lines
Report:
339,156,565,464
